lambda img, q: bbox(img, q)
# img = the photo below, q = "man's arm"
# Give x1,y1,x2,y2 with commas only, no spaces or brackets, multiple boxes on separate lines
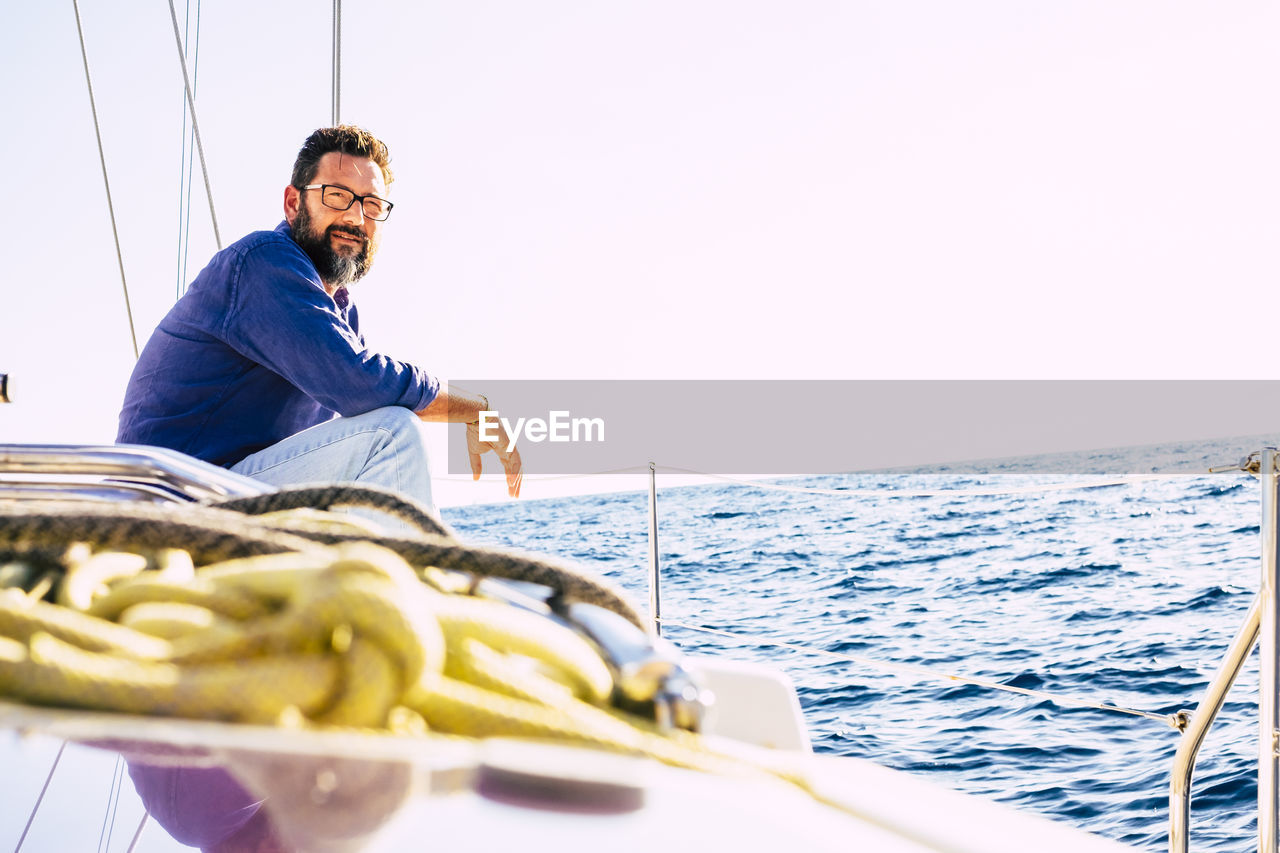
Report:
417,384,523,498
416,384,488,424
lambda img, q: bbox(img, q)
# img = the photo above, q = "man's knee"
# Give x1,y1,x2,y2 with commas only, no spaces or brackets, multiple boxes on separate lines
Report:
358,406,428,457
353,406,423,439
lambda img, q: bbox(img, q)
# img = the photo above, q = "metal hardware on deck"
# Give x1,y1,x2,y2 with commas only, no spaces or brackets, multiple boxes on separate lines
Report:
566,601,712,733
0,373,8,403
473,578,713,733
648,461,662,637
652,668,712,733
1209,451,1262,475
0,444,269,504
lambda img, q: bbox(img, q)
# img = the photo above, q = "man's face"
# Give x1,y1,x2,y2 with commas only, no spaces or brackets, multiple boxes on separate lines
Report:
286,151,388,290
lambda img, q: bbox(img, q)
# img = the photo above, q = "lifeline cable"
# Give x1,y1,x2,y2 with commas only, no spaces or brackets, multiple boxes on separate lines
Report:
441,462,1218,499
653,464,1197,499
663,618,1181,728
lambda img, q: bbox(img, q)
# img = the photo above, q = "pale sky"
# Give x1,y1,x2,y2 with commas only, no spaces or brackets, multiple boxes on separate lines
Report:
4,3,1279,504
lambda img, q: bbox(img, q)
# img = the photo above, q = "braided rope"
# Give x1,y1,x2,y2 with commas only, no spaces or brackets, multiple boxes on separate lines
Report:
0,489,642,629
211,484,451,538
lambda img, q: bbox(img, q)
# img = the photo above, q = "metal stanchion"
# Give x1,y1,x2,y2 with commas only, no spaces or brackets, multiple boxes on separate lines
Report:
1261,448,1280,853
647,461,661,637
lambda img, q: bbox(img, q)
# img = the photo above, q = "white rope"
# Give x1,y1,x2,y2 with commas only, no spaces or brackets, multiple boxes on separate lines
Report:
71,0,138,360
14,741,66,852
663,619,1181,728
166,0,221,250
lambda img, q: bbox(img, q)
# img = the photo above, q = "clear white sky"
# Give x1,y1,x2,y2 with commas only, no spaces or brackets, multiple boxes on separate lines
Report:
4,3,1279,504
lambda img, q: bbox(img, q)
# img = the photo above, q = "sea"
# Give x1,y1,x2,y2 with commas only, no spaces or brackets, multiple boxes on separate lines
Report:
443,432,1280,852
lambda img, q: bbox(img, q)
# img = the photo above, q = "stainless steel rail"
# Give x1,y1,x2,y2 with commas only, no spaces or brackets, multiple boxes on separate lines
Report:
648,461,662,637
1261,447,1280,853
1169,594,1260,852
0,444,269,504
1168,448,1279,853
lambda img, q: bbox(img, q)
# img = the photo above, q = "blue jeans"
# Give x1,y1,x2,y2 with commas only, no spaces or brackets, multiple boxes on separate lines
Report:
229,407,436,524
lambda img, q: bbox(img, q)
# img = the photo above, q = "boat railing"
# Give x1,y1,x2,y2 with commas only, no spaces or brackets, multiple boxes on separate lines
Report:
0,443,271,504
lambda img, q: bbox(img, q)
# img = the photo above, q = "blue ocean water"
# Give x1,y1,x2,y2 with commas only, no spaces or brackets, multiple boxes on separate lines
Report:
443,434,1280,851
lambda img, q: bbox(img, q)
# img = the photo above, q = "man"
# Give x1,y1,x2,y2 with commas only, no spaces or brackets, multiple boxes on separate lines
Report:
118,126,521,511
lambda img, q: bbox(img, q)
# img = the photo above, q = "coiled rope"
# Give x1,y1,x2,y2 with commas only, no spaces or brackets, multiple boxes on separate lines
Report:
0,487,826,814
0,496,641,629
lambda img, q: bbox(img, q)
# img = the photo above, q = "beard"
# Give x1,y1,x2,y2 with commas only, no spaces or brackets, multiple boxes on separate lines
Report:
291,202,379,288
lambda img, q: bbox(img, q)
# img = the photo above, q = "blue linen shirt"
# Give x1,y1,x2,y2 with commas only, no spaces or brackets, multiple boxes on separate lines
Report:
117,222,439,467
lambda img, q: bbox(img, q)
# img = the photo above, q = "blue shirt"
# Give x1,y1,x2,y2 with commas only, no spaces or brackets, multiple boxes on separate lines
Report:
117,222,439,467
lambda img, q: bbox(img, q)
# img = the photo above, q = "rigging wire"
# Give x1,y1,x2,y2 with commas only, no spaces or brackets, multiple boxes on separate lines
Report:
175,28,188,304
14,741,67,853
71,0,138,360
166,0,221,250
175,0,202,298
332,0,342,125
96,754,125,853
662,618,1181,728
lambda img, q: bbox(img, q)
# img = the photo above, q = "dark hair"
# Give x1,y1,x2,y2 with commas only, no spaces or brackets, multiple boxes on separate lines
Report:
291,125,393,189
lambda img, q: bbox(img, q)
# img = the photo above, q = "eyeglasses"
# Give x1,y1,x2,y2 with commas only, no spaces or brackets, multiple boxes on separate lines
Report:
301,184,394,221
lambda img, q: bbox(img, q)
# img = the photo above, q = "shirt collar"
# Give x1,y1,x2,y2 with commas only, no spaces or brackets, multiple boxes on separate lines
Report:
276,220,349,308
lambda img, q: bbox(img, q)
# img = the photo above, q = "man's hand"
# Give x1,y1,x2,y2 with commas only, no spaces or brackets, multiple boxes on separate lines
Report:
467,420,523,498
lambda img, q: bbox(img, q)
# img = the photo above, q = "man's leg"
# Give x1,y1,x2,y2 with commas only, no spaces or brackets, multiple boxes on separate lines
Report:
230,406,435,515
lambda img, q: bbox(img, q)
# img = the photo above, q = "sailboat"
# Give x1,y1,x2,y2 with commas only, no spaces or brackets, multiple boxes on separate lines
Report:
7,3,1280,851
